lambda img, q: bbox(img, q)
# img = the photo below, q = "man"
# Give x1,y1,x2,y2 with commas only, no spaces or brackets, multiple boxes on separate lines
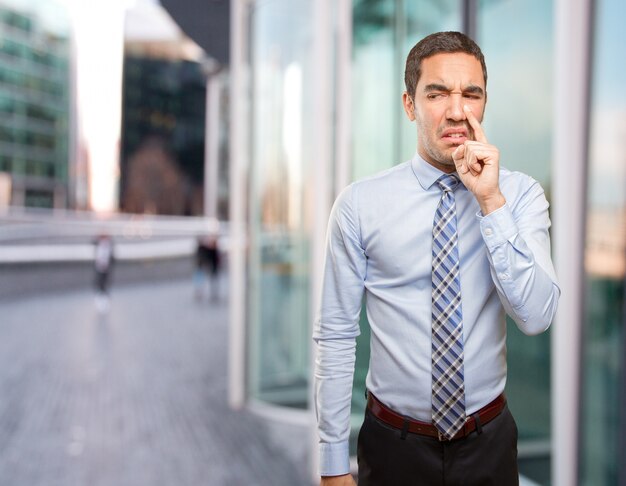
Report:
313,31,560,485
93,233,114,313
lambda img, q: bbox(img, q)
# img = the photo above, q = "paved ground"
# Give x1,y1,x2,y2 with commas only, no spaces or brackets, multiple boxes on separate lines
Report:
0,275,313,486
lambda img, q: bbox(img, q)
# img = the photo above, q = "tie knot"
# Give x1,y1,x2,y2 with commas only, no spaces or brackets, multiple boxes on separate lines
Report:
436,174,459,193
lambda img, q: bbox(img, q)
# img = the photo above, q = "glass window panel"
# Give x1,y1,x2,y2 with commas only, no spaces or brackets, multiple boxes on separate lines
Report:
477,2,554,483
580,0,626,484
247,0,314,408
351,0,460,181
400,0,461,158
478,0,553,186
351,0,396,180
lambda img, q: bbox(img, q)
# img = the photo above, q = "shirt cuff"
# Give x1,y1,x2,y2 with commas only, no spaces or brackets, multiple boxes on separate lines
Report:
319,441,350,477
478,203,518,250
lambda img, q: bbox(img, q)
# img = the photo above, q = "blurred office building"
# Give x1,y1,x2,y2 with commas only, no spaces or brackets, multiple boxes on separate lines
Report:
0,0,71,209
226,0,626,484
121,1,227,217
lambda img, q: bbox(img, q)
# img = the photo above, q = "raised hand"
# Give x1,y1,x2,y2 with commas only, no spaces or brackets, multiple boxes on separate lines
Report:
452,105,505,215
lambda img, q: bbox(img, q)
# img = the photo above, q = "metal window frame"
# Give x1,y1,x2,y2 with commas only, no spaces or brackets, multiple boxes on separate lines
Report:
228,0,252,410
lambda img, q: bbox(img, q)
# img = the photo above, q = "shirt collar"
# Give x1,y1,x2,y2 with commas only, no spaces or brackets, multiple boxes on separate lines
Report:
410,152,462,191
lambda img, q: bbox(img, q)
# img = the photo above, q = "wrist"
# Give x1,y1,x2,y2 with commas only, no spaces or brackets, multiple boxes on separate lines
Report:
320,473,355,485
478,192,506,215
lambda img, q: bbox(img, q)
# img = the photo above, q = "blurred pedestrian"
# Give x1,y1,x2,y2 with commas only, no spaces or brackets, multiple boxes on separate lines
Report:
314,31,560,486
204,235,221,300
93,233,114,312
194,234,221,301
193,237,207,300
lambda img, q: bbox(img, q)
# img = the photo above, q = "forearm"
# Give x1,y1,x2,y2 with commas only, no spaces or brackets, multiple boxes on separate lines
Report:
487,243,560,334
314,335,357,476
481,204,560,334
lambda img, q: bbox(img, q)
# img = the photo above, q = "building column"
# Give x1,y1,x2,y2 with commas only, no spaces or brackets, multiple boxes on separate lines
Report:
228,0,251,410
551,0,593,485
334,0,353,196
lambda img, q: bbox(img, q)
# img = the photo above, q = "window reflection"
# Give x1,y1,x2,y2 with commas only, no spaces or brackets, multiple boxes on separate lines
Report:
477,5,554,481
580,0,626,483
247,0,313,408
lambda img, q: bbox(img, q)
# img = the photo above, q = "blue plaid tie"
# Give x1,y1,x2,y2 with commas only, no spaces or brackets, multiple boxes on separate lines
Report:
431,174,466,440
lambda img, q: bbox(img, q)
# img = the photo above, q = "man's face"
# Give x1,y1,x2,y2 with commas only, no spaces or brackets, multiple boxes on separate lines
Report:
402,52,486,173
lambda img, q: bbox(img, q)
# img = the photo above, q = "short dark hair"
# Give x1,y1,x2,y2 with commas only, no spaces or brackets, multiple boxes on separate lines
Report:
404,31,487,98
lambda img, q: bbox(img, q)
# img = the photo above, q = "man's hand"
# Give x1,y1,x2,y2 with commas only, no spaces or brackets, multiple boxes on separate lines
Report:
452,105,505,215
320,473,357,486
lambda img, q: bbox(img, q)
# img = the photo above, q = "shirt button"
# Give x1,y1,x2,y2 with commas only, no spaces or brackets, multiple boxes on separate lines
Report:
500,273,510,280
484,227,493,236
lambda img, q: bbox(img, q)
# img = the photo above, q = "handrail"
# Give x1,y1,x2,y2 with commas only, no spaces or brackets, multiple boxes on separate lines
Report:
0,207,229,263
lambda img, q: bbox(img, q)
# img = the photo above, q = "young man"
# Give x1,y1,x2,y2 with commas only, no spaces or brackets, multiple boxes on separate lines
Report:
313,31,560,485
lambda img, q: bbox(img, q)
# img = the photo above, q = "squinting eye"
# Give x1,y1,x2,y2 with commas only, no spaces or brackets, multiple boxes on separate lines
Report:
427,93,444,100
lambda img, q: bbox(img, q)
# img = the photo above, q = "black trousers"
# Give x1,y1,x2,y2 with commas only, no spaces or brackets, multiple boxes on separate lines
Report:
95,270,110,294
357,404,519,486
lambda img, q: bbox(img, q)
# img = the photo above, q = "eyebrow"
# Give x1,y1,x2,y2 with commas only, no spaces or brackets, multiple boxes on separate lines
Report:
423,83,485,96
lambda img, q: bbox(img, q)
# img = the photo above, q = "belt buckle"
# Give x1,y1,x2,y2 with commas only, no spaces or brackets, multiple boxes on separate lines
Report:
437,430,448,442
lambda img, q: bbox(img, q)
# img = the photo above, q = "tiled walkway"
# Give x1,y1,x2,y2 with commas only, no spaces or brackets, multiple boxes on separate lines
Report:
0,277,312,486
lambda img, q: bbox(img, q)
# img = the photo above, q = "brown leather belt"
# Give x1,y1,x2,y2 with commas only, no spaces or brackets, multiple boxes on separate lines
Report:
367,392,506,441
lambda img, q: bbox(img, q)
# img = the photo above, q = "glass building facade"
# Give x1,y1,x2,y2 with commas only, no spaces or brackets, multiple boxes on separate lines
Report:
120,55,207,216
230,0,626,483
0,0,71,208
246,0,314,407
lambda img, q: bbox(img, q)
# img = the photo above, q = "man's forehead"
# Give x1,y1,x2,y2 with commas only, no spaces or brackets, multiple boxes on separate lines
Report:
418,52,485,87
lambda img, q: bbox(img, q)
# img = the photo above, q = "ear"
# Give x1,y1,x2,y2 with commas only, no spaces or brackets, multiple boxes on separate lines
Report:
402,92,416,121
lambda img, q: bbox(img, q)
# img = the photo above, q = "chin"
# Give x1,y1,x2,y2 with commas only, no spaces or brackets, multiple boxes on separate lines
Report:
434,155,455,168
421,145,455,169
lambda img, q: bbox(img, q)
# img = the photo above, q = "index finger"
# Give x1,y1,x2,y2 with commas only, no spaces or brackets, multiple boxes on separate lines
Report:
464,105,488,144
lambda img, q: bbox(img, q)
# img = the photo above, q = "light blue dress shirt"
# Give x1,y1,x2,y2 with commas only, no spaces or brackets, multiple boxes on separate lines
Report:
313,154,560,476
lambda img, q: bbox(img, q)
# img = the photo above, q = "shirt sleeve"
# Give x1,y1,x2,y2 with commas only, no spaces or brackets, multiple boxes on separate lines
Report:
478,178,560,335
313,184,366,476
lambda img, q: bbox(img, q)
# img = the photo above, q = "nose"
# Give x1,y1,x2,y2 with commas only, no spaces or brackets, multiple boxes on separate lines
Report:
446,93,465,121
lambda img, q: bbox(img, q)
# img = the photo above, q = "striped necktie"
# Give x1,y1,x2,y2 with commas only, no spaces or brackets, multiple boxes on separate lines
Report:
431,173,466,440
